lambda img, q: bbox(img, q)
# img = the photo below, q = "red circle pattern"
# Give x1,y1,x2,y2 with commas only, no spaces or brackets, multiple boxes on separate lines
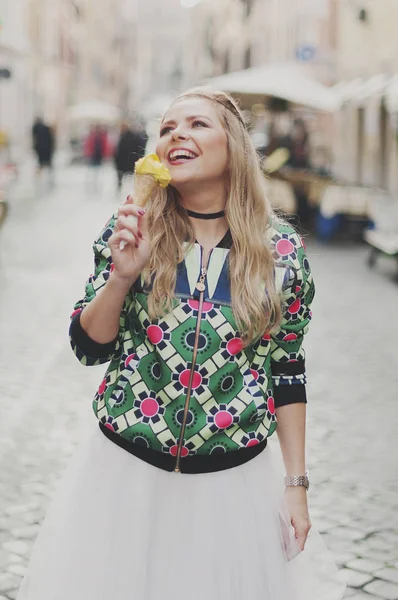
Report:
98,378,107,395
170,445,189,458
179,370,202,389
141,398,159,418
288,298,301,314
147,325,164,344
247,439,260,447
214,411,233,429
250,369,259,381
226,338,244,355
267,396,275,415
125,354,138,367
283,333,298,341
276,239,294,256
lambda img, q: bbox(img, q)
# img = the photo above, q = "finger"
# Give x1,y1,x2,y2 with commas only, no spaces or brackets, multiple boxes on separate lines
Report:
109,229,139,249
116,215,140,239
118,204,146,218
294,525,311,551
295,530,307,551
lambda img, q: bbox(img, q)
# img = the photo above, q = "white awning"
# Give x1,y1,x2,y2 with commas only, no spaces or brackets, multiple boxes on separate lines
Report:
206,63,341,112
332,74,391,107
332,78,364,103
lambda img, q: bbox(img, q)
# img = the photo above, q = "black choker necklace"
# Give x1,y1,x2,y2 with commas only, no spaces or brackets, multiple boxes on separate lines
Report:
187,209,225,220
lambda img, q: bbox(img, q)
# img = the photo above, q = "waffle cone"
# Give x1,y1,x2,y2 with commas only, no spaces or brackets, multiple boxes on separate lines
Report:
134,174,159,207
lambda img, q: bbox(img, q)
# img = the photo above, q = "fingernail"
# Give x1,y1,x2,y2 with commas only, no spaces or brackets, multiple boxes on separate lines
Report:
135,243,139,249
125,195,130,203
138,231,143,238
138,209,145,216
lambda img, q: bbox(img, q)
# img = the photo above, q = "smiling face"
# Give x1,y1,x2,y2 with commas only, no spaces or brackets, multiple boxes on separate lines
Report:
155,97,229,193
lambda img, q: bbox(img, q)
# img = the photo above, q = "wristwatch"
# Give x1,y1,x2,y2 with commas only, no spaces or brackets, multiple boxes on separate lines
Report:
284,470,310,491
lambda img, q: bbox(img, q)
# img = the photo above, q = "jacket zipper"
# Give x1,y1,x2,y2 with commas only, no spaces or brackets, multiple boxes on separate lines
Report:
174,250,210,473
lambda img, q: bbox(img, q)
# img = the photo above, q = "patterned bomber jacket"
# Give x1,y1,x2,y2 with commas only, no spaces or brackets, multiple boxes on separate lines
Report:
69,216,315,474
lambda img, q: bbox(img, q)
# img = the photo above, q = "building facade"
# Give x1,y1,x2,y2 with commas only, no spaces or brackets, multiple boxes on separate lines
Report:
0,0,32,161
183,0,337,82
183,0,398,193
334,0,398,192
0,0,137,163
127,0,193,112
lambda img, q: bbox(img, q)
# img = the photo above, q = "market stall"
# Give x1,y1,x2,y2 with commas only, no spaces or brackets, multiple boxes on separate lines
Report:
207,63,340,224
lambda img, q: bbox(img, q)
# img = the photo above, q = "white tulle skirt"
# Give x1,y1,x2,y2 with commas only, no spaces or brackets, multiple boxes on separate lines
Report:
18,427,346,600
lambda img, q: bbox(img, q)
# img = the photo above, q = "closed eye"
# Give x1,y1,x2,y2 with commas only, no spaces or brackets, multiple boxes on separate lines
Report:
192,120,208,128
159,125,173,137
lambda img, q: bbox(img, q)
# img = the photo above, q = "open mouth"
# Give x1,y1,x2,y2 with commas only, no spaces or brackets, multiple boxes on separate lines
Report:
168,149,198,164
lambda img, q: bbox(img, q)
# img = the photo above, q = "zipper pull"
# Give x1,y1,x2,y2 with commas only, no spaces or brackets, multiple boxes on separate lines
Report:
196,267,207,292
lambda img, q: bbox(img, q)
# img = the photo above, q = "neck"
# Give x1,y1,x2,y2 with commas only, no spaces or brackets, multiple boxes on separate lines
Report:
177,184,228,250
178,181,226,215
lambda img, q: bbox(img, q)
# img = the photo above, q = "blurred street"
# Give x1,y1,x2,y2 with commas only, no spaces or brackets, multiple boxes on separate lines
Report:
0,163,397,599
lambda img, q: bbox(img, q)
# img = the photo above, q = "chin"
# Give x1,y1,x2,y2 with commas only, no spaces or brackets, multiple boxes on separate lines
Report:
170,173,199,188
170,181,193,195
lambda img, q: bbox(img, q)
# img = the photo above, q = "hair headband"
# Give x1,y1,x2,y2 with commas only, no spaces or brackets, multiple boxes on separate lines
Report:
211,97,246,127
175,93,246,128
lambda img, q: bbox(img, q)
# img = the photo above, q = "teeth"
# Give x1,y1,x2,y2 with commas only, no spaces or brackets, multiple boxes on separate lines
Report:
169,150,197,161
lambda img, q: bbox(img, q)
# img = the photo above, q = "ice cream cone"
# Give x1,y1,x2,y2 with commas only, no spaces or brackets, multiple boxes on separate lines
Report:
134,173,159,207
119,154,171,251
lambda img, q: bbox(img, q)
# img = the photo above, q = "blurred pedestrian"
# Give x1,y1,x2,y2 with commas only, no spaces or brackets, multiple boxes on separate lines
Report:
266,114,293,158
289,119,310,170
287,119,312,228
114,121,148,190
32,117,55,185
84,125,111,191
17,89,345,600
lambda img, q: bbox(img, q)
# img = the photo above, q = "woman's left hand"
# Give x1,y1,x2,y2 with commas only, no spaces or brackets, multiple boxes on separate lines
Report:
285,486,312,551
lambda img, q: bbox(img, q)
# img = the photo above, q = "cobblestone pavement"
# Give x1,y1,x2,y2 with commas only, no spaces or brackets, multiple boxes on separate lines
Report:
0,164,397,600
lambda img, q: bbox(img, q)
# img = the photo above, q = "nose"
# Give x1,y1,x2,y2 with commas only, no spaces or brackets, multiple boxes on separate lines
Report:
171,126,188,141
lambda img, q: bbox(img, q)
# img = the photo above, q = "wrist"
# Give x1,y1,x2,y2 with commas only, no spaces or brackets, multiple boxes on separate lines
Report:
109,271,136,292
285,485,307,495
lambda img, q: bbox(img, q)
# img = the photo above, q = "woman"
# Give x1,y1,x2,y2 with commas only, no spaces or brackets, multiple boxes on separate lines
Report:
18,89,345,599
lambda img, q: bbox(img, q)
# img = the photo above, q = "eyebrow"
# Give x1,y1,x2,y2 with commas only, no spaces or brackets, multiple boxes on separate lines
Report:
161,115,214,126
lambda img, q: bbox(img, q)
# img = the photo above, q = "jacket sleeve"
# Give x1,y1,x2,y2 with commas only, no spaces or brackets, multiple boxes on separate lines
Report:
69,214,132,366
270,234,315,408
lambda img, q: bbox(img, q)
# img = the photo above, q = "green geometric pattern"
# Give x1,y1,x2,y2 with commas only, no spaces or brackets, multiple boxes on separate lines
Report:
70,216,315,458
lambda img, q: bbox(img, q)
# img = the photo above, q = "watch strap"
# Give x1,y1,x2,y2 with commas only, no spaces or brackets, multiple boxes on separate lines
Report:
284,470,309,491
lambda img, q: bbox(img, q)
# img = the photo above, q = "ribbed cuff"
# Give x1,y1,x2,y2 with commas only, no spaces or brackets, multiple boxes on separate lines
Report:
69,312,117,359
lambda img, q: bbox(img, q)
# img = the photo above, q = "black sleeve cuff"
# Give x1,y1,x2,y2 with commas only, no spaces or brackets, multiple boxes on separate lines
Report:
274,384,307,408
69,312,118,359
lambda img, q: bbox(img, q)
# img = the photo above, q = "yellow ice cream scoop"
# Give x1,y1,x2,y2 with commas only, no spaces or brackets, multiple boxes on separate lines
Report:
135,153,171,188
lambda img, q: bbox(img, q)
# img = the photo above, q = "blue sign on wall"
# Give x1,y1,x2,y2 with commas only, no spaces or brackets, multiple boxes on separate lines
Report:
296,45,316,62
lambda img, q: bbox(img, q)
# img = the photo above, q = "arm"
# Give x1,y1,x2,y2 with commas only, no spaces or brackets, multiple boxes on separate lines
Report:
276,402,306,476
276,403,310,551
79,273,133,344
70,198,151,365
270,231,315,549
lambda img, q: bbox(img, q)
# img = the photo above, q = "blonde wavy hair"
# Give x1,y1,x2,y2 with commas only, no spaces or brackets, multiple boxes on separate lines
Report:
144,88,282,344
